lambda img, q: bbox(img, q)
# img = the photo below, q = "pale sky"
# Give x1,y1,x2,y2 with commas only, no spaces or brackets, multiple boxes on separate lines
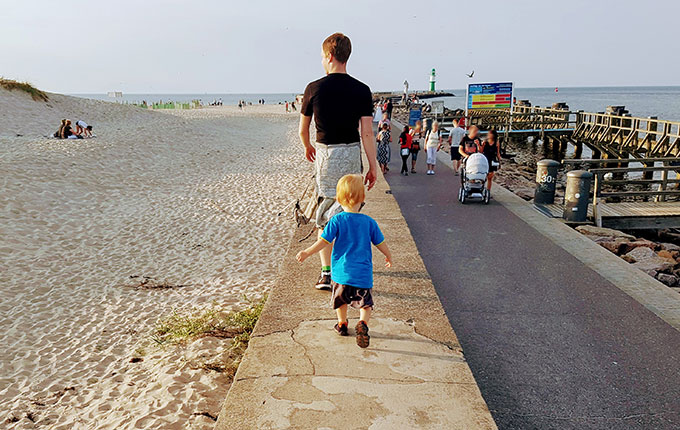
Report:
1,0,678,94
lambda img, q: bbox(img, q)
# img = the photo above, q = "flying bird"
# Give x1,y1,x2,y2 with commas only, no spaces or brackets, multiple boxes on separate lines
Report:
466,70,475,78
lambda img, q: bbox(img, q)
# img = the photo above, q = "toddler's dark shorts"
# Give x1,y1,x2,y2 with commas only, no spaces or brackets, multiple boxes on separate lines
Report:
331,282,374,309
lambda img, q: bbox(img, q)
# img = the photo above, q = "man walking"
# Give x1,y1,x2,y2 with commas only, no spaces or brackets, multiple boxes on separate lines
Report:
299,32,378,290
448,119,466,175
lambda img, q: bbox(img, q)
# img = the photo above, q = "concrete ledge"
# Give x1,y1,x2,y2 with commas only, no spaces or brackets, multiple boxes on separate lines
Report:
491,181,680,331
215,172,497,429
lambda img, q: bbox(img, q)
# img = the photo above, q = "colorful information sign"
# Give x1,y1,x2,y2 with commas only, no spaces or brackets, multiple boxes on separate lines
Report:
467,82,513,110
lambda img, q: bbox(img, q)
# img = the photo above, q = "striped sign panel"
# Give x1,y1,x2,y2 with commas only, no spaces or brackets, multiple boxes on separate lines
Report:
467,82,513,110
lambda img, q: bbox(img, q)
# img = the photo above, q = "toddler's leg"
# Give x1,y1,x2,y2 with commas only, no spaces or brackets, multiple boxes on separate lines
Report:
355,308,371,348
336,304,348,324
359,307,372,325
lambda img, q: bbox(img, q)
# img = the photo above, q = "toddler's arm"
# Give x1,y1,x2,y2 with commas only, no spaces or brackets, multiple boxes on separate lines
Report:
376,242,393,268
296,238,331,263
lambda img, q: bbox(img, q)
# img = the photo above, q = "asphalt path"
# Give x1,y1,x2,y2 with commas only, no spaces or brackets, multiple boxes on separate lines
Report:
382,128,680,429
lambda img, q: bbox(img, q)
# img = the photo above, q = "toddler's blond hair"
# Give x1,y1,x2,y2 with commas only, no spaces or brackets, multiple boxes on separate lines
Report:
336,174,365,208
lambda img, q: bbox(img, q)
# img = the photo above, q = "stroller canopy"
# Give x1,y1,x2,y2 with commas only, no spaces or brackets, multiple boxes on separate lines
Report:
466,153,489,176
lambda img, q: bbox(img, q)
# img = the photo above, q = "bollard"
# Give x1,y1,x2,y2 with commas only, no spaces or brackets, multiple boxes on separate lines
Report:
563,170,592,222
534,159,560,204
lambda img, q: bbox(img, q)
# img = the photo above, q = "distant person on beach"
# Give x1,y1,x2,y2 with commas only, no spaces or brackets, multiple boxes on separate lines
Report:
481,129,501,192
296,174,392,348
399,125,412,176
459,125,482,159
299,32,378,291
424,121,442,175
286,101,290,112
448,119,466,175
60,120,82,139
54,119,66,138
409,120,423,173
376,123,391,174
238,100,243,110
291,101,296,111
74,120,93,138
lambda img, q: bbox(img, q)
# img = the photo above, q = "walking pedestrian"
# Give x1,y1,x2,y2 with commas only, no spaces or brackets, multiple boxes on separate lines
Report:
376,123,391,174
296,174,392,348
399,125,412,176
378,113,392,169
425,121,442,175
458,125,482,160
299,32,378,291
448,119,466,175
409,120,423,173
481,129,502,192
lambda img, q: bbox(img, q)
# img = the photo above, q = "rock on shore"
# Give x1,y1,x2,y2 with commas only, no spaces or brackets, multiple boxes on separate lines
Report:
575,225,680,288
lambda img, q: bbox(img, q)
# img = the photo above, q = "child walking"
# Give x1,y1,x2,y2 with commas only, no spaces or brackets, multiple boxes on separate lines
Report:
296,174,392,348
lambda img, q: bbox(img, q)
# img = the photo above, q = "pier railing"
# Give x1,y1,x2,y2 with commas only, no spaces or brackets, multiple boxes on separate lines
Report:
572,112,680,158
467,106,576,137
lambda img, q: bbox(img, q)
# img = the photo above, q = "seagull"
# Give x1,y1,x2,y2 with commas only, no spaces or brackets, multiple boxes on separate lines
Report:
466,70,475,78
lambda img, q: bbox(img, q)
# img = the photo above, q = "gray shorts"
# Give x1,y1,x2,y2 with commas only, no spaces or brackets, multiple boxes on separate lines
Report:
314,141,362,228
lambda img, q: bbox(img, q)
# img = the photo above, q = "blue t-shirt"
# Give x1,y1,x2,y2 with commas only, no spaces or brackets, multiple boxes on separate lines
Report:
320,212,385,289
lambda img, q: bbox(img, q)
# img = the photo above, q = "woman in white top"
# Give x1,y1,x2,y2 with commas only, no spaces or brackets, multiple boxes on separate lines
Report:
424,121,442,175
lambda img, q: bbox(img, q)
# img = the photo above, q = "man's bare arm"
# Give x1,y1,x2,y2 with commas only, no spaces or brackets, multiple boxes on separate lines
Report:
360,116,378,190
299,114,315,162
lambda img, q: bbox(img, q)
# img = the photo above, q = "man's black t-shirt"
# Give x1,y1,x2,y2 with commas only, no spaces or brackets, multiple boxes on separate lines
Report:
301,73,373,145
461,135,482,154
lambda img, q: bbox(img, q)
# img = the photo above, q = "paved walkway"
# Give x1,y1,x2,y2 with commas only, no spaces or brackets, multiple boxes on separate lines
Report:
384,128,680,429
215,162,496,429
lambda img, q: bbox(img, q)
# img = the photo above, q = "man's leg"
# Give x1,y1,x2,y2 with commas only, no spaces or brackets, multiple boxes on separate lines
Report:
318,228,332,267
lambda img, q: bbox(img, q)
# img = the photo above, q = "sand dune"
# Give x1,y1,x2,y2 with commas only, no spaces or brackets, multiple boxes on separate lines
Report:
0,89,310,428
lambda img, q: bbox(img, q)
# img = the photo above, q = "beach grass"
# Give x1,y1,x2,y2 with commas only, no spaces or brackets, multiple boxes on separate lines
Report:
0,78,49,101
150,295,267,375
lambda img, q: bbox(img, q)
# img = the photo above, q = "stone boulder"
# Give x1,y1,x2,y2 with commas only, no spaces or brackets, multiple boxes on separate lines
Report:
661,243,680,252
514,187,535,201
623,240,659,253
658,249,678,260
625,247,676,277
656,273,679,288
575,225,635,240
593,237,630,255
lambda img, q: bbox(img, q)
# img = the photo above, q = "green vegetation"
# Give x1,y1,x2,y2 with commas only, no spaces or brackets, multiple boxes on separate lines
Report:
0,78,48,101
150,295,267,376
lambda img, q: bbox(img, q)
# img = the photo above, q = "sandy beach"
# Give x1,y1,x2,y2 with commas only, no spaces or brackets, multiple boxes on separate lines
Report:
0,90,310,428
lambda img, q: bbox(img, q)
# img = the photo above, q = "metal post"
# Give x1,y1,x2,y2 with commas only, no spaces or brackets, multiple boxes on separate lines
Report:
535,159,560,204
563,170,593,222
593,173,601,227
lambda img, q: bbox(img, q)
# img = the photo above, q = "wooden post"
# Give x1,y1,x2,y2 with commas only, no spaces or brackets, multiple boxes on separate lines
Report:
657,161,669,202
644,116,658,180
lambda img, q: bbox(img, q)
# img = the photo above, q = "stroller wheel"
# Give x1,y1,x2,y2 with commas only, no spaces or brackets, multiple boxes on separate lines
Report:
458,188,463,202
460,189,467,204
483,189,490,204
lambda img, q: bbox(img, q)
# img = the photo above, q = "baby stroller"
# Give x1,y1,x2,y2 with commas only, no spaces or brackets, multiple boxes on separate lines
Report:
458,153,490,204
